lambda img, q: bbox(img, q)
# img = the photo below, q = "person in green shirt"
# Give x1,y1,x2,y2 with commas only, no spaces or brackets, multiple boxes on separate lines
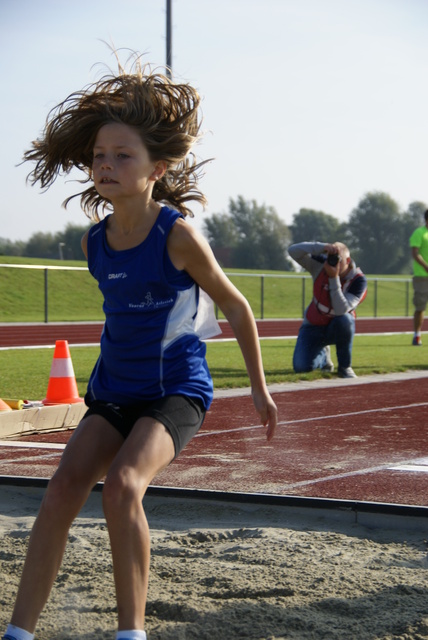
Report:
409,209,428,345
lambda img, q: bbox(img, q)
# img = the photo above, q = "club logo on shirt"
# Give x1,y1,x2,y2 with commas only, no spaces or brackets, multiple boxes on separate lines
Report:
129,291,174,309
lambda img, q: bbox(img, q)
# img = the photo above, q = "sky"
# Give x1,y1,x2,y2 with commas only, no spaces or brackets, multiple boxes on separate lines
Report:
1,0,428,242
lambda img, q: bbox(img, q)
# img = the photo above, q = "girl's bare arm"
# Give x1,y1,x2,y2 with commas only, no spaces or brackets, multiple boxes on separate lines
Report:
167,219,277,441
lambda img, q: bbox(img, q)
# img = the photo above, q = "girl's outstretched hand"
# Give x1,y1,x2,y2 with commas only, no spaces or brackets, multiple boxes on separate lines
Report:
252,389,278,442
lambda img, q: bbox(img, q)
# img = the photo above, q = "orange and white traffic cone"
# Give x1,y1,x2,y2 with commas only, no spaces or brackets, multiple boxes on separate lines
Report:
0,398,12,412
42,340,84,406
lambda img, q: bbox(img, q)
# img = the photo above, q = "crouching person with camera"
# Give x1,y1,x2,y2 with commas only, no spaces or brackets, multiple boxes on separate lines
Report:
288,242,367,379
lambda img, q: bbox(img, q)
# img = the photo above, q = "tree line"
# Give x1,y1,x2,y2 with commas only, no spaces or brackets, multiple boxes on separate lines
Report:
0,191,426,274
0,224,92,262
204,192,427,274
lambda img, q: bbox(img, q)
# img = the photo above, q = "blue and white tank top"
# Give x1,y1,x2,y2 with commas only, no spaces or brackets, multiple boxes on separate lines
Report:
85,206,217,408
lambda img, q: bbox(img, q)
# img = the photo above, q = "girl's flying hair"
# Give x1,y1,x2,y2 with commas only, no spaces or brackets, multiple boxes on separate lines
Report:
24,54,208,219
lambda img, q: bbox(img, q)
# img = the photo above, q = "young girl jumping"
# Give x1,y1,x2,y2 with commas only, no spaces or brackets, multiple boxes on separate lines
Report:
2,55,277,640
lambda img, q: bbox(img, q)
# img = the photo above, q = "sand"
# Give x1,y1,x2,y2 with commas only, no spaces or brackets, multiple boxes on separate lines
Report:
1,485,428,640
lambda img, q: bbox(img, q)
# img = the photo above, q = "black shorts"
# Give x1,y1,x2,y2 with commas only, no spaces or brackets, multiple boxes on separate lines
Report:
83,394,206,458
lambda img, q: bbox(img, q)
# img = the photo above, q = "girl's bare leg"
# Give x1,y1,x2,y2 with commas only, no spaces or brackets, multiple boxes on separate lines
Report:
10,416,124,633
102,417,175,631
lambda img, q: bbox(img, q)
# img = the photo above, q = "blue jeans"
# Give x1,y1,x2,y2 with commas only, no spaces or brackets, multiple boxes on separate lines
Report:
293,314,355,372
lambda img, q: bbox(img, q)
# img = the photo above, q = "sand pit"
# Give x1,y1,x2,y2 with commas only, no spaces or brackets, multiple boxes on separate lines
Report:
1,485,428,639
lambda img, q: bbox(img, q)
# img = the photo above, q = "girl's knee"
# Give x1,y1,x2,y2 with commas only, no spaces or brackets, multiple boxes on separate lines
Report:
102,469,144,518
42,471,86,517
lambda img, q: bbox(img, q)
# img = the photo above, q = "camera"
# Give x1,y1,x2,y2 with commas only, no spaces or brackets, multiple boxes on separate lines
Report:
326,253,341,266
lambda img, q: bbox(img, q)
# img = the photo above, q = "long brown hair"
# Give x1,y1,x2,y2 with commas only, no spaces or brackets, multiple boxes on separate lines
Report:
23,55,208,219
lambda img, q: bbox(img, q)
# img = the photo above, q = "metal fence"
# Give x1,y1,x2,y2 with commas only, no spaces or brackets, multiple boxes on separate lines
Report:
222,272,412,319
0,263,413,323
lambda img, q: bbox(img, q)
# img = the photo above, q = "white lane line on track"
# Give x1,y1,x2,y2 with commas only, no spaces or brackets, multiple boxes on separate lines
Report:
274,401,428,427
388,465,428,473
282,456,428,491
0,330,415,351
387,457,428,473
195,400,428,437
0,453,62,465
2,400,426,447
0,441,66,450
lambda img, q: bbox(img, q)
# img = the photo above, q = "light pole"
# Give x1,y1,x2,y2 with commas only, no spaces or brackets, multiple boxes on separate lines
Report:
166,0,172,78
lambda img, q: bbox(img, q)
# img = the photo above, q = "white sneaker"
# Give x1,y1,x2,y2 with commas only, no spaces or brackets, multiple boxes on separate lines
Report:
338,366,357,379
322,345,334,372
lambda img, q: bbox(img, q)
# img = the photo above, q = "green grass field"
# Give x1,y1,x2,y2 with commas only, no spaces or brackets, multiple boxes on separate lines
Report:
0,256,413,321
0,334,425,401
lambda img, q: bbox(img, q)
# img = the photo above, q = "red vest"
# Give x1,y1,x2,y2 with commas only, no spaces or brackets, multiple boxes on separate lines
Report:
306,269,366,326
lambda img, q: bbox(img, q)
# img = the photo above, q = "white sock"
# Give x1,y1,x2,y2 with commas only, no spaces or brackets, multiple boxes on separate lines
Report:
116,632,146,640
4,625,34,640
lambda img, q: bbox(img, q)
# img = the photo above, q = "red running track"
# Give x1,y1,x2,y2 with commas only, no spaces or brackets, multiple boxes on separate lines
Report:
1,372,427,507
0,317,414,347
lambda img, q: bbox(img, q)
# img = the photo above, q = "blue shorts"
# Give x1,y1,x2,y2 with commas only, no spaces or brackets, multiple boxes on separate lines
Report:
83,394,206,458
